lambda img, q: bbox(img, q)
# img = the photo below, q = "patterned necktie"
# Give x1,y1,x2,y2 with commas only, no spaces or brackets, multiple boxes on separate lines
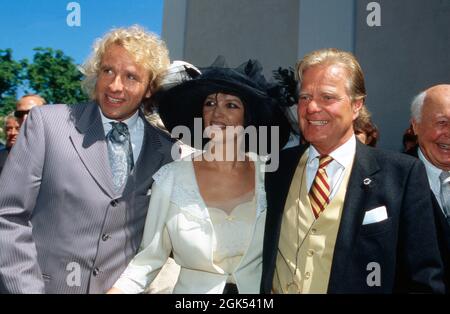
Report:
106,122,134,191
439,171,450,224
309,155,334,219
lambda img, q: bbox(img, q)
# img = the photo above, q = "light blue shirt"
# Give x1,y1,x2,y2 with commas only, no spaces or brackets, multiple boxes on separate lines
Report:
306,135,356,201
100,110,144,165
418,148,450,215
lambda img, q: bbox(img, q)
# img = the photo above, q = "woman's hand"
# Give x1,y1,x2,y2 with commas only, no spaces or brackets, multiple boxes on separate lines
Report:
106,287,124,294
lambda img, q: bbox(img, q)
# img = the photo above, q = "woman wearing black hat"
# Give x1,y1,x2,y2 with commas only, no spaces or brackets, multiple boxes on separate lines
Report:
108,59,290,294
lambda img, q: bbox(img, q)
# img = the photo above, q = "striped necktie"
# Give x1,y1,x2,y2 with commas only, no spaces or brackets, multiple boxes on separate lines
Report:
309,155,333,219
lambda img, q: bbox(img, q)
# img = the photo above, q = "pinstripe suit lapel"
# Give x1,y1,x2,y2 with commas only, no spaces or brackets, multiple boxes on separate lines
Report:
121,110,174,197
69,102,116,198
131,117,165,189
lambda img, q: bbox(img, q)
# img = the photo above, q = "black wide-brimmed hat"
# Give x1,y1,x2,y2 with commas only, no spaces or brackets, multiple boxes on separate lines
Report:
155,57,291,153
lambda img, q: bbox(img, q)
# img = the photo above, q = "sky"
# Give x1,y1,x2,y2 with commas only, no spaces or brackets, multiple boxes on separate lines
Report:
0,0,165,65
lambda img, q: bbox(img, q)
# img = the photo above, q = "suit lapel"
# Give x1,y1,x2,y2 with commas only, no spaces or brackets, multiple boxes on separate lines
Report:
122,114,166,196
69,103,116,198
328,142,380,292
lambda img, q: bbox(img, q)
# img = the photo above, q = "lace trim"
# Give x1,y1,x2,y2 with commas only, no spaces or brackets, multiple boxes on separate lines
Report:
153,158,267,218
152,162,174,185
256,178,267,216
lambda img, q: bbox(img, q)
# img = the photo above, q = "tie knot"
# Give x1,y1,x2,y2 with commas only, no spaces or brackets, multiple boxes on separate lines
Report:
440,171,450,184
108,122,129,143
318,155,333,169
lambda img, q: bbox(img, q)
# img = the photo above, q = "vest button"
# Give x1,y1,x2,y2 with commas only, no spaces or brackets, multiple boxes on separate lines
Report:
110,200,118,207
307,249,314,257
305,272,311,279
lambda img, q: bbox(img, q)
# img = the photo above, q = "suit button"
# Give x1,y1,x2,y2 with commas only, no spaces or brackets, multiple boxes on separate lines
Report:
93,268,100,276
311,228,317,234
102,234,111,241
110,200,118,207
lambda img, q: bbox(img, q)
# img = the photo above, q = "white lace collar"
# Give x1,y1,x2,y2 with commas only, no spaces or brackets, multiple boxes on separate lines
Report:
167,156,267,222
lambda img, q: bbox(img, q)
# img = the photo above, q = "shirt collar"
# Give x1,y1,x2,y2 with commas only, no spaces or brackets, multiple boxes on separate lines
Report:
308,135,356,168
99,109,140,135
418,148,447,185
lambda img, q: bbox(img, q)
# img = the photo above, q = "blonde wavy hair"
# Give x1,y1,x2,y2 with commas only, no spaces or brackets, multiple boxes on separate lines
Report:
80,25,170,101
296,48,366,103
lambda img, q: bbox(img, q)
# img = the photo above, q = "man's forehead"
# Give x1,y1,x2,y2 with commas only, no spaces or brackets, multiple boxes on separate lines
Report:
18,96,44,107
303,64,347,81
6,118,18,125
424,88,450,113
101,44,142,67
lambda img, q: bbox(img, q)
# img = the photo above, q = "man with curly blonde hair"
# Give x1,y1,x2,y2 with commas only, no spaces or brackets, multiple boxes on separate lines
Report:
0,25,175,293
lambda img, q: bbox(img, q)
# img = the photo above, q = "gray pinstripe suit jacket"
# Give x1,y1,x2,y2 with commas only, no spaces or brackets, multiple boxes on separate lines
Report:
0,102,175,293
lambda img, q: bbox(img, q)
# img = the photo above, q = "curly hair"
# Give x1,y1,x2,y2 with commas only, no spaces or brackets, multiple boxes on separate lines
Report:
80,25,170,101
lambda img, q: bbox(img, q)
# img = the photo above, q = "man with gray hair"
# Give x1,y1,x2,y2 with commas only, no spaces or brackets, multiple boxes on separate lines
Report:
411,84,450,292
0,25,175,293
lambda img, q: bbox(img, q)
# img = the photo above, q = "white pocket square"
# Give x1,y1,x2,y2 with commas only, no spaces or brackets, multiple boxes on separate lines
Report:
146,189,152,196
362,206,388,225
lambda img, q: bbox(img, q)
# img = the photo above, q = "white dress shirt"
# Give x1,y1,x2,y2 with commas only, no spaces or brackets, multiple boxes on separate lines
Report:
306,135,356,201
418,148,450,216
100,110,144,164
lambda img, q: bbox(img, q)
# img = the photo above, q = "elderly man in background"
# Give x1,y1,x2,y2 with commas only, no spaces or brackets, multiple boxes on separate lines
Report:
0,25,175,293
411,84,450,292
15,94,46,126
0,115,20,174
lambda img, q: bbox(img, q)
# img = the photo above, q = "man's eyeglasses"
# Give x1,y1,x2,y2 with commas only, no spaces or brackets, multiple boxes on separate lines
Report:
14,110,30,118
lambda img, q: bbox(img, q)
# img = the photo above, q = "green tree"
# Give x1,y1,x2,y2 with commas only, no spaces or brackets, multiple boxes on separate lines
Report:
26,47,88,104
0,49,26,116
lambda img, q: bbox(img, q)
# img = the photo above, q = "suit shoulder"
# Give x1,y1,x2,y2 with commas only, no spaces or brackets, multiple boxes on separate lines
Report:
369,146,418,166
152,124,175,145
33,102,92,120
143,119,175,145
361,145,422,175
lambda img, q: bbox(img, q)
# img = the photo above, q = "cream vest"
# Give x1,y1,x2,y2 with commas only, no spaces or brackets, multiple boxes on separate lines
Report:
273,151,354,293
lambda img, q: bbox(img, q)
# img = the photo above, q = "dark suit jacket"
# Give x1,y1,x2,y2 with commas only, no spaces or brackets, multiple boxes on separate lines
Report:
0,148,8,175
411,147,450,293
261,142,445,293
0,102,175,293
431,195,450,293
